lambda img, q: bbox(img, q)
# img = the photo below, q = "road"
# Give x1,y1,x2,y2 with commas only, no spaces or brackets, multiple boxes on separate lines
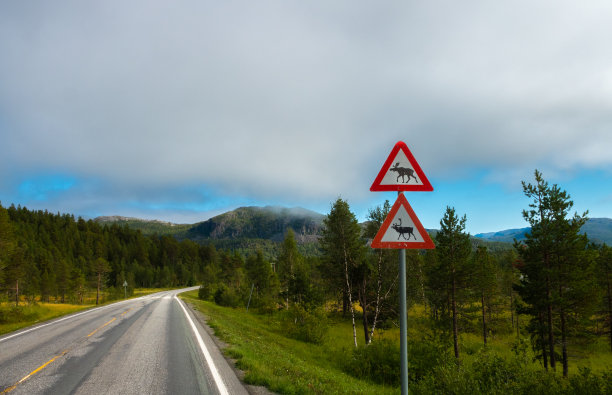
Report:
0,288,248,395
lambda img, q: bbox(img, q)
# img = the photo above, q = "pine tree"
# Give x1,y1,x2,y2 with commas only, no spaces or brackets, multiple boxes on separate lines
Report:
596,244,612,352
435,206,472,359
0,204,16,296
473,246,497,346
277,229,302,308
93,257,110,305
516,170,597,376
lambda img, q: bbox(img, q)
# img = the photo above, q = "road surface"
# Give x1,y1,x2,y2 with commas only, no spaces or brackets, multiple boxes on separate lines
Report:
0,288,248,395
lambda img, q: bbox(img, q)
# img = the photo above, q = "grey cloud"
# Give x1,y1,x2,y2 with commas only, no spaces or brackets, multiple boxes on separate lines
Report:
1,0,612,210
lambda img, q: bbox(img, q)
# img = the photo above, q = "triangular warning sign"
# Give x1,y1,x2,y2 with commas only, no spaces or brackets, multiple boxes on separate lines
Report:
370,141,433,192
371,193,435,249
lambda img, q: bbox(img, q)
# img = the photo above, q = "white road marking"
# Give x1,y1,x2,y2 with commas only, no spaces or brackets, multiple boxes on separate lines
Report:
174,295,229,395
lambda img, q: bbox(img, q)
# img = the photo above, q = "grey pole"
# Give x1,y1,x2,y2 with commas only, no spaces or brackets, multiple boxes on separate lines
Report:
399,248,408,394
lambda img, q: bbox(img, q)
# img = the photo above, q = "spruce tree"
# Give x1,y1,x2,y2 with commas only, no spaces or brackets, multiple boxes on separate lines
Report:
435,206,472,359
474,246,497,346
277,228,301,308
0,204,16,295
516,170,597,376
596,244,612,352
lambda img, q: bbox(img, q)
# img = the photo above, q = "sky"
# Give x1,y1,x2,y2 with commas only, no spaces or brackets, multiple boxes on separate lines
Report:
1,1,612,234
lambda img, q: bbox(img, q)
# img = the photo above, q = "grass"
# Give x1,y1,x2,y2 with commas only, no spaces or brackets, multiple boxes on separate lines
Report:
0,287,175,336
181,291,398,394
180,292,612,394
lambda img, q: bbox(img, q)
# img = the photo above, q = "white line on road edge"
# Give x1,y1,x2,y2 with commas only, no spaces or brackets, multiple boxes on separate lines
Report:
174,296,229,395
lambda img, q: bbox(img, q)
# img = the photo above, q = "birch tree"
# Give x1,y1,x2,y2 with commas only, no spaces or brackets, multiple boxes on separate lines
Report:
320,198,365,347
364,200,398,343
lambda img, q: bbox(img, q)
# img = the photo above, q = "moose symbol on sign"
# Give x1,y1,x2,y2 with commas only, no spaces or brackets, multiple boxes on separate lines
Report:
390,162,418,184
391,218,416,240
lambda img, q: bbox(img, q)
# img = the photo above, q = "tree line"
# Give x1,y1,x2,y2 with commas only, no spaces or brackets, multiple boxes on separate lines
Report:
0,203,224,305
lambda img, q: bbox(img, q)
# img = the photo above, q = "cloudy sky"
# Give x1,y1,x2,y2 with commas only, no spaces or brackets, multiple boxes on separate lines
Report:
1,1,612,234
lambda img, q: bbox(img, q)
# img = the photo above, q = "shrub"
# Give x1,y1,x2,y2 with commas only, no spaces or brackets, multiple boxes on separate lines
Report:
568,367,612,395
411,349,566,395
344,339,400,387
199,284,214,301
408,336,451,382
0,305,38,324
280,305,328,344
214,284,241,308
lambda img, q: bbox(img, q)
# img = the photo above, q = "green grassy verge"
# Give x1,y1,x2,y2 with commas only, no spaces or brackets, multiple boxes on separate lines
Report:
180,290,398,394
0,288,175,336
181,291,612,394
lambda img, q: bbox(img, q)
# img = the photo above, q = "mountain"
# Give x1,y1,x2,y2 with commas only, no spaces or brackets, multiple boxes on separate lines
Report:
185,206,325,243
474,218,612,245
581,218,612,244
474,227,531,243
94,206,326,257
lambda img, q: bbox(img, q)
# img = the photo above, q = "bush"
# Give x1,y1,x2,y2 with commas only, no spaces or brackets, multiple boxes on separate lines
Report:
568,367,612,395
344,339,400,387
411,349,568,395
199,284,214,300
0,305,38,324
214,284,241,308
280,305,328,344
408,336,451,382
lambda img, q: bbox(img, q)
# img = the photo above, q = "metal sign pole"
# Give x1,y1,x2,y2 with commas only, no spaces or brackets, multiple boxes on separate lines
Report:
399,248,408,394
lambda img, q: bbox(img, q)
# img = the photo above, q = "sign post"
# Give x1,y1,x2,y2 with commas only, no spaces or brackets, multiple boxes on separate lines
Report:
398,248,408,394
370,142,435,395
123,280,128,299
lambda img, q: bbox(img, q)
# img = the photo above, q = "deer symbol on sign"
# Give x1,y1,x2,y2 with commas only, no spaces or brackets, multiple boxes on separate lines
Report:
391,218,416,240
390,162,418,184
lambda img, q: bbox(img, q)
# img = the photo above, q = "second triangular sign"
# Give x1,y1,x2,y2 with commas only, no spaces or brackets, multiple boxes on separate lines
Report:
371,193,435,249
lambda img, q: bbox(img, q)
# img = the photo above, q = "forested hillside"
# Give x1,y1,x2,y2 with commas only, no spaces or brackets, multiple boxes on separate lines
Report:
94,216,191,236
0,203,231,304
185,206,324,242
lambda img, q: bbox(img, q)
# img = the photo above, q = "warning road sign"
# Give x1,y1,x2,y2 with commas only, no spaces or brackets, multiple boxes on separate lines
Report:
371,193,435,249
370,141,433,192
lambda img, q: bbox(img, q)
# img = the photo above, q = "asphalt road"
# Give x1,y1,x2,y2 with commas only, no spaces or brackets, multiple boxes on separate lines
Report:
0,288,248,395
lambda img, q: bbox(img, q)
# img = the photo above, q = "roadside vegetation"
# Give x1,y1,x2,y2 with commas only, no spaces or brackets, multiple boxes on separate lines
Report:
183,290,612,394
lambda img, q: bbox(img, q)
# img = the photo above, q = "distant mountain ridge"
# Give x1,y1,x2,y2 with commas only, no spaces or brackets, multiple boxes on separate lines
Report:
94,206,325,244
95,215,178,226
474,218,612,244
93,216,191,235
94,209,612,248
185,206,325,243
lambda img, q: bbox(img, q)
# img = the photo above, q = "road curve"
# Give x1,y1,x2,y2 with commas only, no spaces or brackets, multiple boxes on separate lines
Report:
0,288,248,395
